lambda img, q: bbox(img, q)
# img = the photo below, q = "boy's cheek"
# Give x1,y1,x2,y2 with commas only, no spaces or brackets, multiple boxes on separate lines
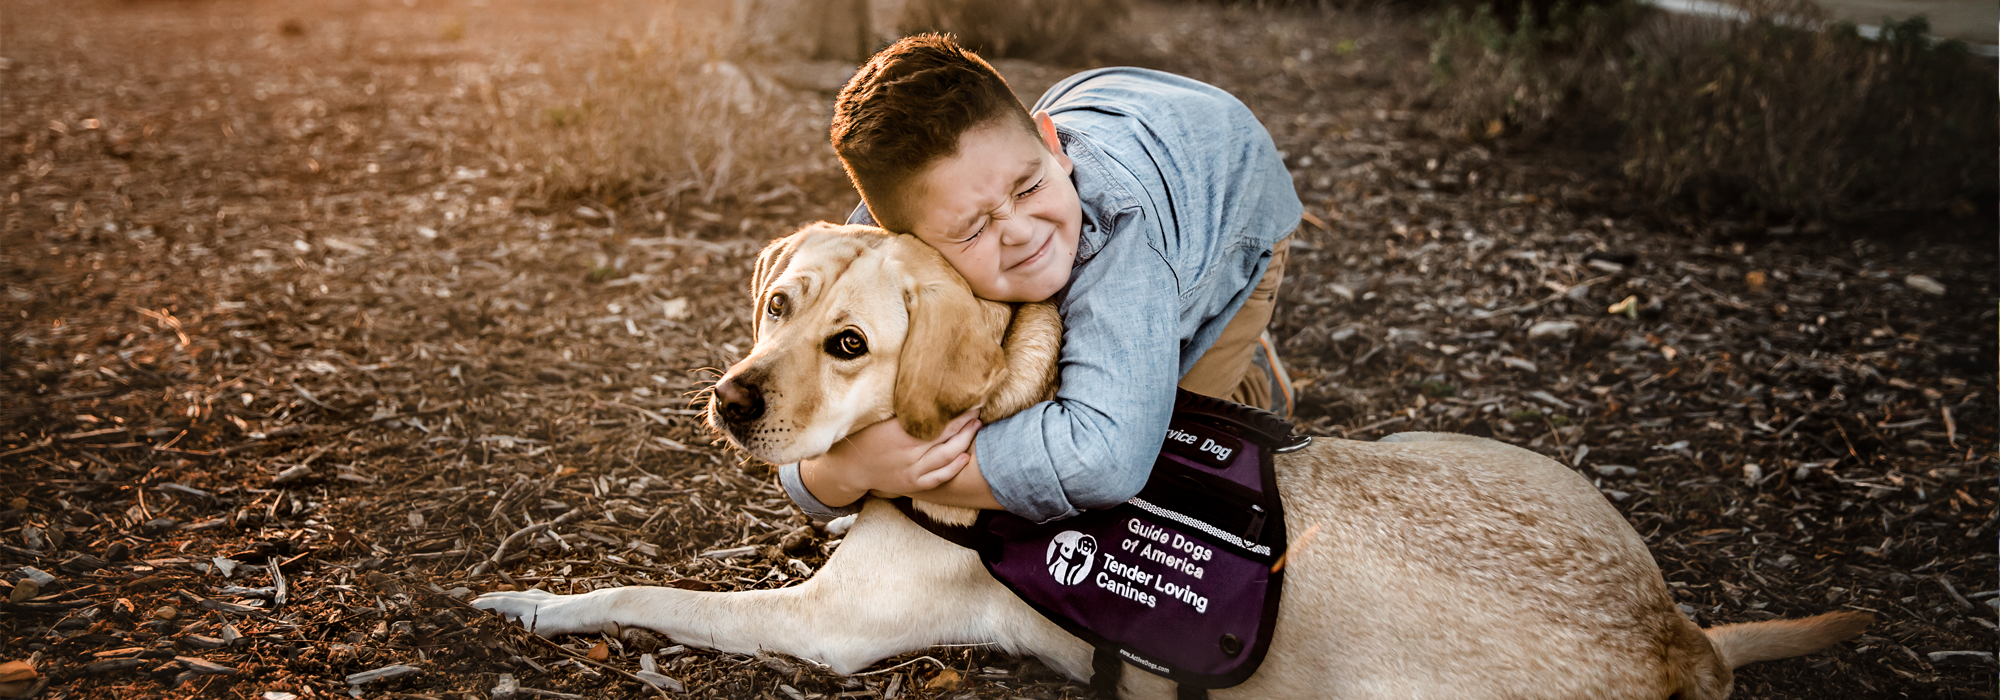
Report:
948,255,1004,296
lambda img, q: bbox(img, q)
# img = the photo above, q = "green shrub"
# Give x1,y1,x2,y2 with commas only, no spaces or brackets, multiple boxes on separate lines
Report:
1618,15,1997,217
901,0,1130,62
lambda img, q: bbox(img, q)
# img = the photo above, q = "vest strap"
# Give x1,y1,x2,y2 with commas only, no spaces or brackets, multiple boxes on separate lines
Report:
1173,388,1311,453
1090,646,1123,697
891,498,999,559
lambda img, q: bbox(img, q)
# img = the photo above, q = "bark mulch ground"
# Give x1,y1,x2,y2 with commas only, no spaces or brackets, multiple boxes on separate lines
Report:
2,1,1991,699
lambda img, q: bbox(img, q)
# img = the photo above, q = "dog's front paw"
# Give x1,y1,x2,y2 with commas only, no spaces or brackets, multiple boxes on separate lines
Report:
472,588,614,637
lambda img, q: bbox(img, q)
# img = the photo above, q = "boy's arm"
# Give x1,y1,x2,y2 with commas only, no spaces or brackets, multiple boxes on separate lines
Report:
780,425,1001,516
781,215,1182,522
968,218,1184,521
892,445,1004,509
790,410,1000,512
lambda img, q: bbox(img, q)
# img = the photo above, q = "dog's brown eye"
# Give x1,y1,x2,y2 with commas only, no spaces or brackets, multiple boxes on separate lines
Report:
766,293,789,319
825,329,867,360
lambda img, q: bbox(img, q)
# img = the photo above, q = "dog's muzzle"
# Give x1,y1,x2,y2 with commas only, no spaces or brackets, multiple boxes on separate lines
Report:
713,373,767,429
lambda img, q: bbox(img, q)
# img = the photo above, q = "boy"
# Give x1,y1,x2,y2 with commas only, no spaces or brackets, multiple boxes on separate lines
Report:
781,34,1301,523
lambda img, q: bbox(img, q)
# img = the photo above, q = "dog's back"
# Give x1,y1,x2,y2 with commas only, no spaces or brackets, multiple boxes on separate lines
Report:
1196,433,1724,699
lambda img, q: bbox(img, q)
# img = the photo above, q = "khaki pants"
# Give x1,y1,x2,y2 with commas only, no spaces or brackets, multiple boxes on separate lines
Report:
1178,233,1290,409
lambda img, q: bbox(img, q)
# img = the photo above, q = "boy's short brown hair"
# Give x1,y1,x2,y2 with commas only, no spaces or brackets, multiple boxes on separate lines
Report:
830,33,1037,231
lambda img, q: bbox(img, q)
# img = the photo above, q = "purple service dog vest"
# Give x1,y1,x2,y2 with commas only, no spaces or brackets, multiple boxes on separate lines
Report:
897,390,1310,697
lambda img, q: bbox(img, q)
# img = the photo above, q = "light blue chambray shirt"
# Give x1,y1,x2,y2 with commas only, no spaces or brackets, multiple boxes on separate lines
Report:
785,67,1300,523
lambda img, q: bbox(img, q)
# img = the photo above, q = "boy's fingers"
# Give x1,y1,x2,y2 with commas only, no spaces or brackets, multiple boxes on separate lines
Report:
939,420,979,455
916,453,970,490
945,408,981,434
918,415,978,452
918,435,971,472
908,419,977,477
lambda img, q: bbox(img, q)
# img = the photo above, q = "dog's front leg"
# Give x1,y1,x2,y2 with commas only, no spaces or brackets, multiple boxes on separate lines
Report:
475,499,1092,677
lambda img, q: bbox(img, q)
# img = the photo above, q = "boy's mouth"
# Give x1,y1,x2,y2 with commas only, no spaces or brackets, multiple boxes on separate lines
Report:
1007,232,1053,272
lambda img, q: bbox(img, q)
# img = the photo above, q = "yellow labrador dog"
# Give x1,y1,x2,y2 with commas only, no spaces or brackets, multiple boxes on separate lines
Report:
475,222,1869,699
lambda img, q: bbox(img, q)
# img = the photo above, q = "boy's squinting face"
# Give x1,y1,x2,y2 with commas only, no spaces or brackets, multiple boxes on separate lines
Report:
896,113,1081,303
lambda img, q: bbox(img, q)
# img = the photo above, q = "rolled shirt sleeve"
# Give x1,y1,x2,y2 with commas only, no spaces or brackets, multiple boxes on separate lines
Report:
778,462,861,521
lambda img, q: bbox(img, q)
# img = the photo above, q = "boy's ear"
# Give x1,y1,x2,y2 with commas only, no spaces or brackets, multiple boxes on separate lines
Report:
1033,110,1072,175
889,235,1009,441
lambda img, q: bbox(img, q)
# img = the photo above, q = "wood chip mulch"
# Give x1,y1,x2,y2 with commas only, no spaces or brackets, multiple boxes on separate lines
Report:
2,2,1991,699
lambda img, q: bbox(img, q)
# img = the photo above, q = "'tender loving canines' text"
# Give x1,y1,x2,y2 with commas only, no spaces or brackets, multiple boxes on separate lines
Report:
1094,518,1214,613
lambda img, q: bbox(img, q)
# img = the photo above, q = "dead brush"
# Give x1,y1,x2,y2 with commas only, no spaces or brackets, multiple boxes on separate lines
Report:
1425,0,1997,220
1617,5,1997,218
484,20,830,206
901,0,1130,62
1424,0,1638,139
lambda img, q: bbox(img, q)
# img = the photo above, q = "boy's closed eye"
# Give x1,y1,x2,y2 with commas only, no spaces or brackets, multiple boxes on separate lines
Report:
959,176,1050,243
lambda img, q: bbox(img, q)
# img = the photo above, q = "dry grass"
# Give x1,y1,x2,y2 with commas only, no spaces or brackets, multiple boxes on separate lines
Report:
1424,0,1640,139
1423,0,1997,220
483,12,834,205
901,0,1131,62
485,0,1144,205
1618,11,1997,218
483,0,1140,204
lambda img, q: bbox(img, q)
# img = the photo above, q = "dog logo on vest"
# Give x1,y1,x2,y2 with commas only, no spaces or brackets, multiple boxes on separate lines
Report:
1045,531,1097,585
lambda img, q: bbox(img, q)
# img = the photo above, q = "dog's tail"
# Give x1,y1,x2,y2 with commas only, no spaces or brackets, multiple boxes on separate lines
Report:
1703,611,1873,669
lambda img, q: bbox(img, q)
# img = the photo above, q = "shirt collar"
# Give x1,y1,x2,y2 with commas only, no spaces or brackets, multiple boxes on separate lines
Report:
1056,124,1138,266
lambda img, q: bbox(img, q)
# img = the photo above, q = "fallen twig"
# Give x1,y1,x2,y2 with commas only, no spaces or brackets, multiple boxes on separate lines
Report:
471,508,583,577
852,655,949,676
599,400,703,423
269,556,289,608
0,438,53,458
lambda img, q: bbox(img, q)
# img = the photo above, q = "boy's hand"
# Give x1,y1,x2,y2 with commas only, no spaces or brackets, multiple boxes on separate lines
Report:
799,409,981,507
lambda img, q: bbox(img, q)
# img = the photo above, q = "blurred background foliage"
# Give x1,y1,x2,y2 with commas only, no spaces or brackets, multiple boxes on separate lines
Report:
1616,15,1994,218
495,0,1994,224
901,0,1132,63
1426,0,1996,219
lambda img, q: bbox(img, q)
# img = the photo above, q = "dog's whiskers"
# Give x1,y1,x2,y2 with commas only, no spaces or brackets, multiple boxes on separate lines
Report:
687,385,718,405
687,386,726,434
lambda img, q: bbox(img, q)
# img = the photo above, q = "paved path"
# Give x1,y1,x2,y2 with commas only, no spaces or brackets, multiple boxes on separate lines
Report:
1809,0,1993,43
1646,0,1994,52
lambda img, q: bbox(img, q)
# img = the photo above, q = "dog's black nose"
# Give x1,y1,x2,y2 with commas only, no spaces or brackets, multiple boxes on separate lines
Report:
715,375,765,426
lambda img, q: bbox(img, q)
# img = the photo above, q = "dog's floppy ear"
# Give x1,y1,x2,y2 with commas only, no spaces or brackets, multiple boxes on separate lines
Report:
889,236,1011,441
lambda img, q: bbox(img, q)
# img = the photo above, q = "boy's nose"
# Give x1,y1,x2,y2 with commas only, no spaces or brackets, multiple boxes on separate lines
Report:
997,218,1036,246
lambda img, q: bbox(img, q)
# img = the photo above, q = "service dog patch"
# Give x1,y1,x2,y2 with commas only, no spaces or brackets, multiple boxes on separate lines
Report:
899,391,1307,693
